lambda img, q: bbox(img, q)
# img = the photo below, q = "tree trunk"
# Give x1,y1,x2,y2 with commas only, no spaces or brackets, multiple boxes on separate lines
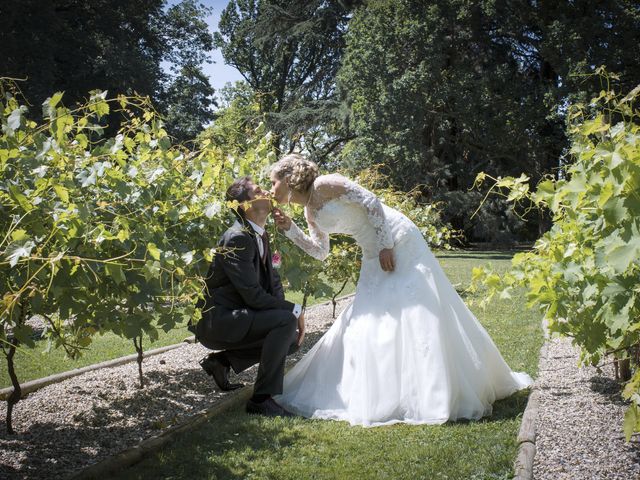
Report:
133,335,145,389
617,357,632,382
5,297,28,434
331,278,349,319
5,337,21,434
301,280,311,311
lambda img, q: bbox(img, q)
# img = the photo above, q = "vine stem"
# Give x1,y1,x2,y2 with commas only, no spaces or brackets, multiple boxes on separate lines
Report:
5,297,28,434
5,337,21,435
133,334,144,389
332,278,349,319
605,342,640,357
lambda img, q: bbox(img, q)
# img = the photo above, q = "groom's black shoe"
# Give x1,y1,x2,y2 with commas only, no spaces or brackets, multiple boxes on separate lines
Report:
246,397,296,418
199,353,244,391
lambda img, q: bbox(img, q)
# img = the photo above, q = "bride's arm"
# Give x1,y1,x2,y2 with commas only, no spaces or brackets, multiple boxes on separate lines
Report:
316,174,394,253
275,209,330,261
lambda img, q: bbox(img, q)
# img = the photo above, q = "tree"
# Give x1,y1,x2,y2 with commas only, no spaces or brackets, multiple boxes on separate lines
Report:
159,0,217,141
214,0,357,155
0,81,277,432
470,80,640,440
336,0,640,241
0,0,214,137
198,81,262,155
162,64,216,144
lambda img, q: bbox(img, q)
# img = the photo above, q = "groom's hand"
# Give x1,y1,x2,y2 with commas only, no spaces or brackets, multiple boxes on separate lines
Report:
296,311,306,346
379,248,395,272
272,208,292,231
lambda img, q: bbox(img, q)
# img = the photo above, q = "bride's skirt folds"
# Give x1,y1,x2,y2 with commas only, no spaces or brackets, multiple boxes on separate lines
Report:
276,228,532,427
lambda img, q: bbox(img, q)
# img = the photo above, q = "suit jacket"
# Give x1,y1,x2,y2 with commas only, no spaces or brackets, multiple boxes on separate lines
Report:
197,219,294,345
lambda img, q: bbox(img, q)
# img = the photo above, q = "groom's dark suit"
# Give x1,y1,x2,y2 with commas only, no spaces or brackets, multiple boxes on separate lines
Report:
196,219,299,396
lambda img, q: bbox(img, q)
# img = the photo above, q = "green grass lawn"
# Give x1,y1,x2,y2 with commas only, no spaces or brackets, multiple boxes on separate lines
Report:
115,250,543,480
0,277,356,389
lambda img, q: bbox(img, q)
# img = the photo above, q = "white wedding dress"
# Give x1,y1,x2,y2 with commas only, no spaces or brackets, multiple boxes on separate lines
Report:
275,173,532,427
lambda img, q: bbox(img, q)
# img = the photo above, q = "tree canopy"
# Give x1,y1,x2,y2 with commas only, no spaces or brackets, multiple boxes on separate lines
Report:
335,0,640,240
0,0,216,139
214,0,357,155
3,0,638,241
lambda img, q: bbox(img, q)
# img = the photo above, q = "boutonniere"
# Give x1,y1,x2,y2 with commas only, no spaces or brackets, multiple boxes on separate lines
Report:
272,251,282,269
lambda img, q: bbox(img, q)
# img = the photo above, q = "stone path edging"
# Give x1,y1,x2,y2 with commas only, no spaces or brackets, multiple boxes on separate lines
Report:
513,342,547,480
0,337,196,401
67,294,355,479
1,294,355,403
69,386,254,480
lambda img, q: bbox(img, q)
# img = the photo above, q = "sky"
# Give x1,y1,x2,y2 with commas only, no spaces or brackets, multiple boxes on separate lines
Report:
197,0,244,92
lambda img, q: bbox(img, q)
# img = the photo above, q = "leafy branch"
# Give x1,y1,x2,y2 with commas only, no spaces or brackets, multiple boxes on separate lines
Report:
469,75,640,440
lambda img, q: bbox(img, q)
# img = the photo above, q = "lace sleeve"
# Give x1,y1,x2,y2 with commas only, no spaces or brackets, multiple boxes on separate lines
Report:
283,218,330,261
315,174,394,252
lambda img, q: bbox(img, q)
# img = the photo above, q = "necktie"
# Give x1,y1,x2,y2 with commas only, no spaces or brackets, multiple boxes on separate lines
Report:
260,230,269,263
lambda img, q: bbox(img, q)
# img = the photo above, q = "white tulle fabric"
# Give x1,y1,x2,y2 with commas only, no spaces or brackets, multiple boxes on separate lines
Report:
276,174,532,427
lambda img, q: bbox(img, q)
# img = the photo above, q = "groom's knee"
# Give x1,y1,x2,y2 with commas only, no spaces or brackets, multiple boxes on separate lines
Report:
271,310,297,340
278,310,297,331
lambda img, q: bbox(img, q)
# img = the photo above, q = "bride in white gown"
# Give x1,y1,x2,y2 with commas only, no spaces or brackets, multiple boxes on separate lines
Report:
269,154,532,427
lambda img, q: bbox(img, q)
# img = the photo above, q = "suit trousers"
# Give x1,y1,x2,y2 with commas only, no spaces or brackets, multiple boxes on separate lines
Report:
204,306,299,396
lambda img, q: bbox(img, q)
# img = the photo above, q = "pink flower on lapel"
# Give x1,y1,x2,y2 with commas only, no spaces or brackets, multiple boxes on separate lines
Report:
272,251,282,269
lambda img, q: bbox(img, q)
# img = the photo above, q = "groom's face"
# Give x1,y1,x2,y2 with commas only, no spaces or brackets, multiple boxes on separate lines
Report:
242,181,271,214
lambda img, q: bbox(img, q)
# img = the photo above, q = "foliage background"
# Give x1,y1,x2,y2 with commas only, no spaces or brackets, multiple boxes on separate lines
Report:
470,81,640,439
3,0,638,242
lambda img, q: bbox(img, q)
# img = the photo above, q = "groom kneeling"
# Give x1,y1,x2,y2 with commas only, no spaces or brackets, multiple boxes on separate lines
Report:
195,176,305,417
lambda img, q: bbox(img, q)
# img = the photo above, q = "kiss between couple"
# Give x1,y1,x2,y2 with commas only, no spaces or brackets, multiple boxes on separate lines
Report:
195,154,532,427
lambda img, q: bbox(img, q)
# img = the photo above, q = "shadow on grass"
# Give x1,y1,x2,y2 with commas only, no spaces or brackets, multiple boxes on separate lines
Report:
448,388,531,428
489,389,531,421
0,364,233,478
437,253,515,261
124,410,306,480
0,410,301,480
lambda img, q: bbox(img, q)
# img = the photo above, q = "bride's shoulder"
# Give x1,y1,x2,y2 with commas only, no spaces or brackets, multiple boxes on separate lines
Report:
314,173,352,191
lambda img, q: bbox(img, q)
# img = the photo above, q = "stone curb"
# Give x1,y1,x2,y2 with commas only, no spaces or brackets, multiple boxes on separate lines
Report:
0,337,196,401
69,385,254,480
51,293,354,478
1,293,356,402
513,342,548,480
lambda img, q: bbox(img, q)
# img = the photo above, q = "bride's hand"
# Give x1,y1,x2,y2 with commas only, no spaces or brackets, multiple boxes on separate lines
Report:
272,207,292,231
379,248,395,272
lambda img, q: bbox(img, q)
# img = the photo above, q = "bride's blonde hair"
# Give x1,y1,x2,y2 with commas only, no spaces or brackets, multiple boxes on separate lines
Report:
271,153,319,193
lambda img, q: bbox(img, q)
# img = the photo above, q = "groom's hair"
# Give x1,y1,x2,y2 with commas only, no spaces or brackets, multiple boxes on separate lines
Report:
226,176,253,221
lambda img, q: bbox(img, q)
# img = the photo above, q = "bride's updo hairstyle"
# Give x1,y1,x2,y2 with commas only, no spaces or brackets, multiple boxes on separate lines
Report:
271,153,319,193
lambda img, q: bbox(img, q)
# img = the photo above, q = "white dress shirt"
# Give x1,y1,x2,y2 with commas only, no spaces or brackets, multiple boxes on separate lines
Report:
246,219,266,258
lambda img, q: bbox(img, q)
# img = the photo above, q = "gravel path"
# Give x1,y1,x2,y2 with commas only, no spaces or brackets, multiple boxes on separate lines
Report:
533,336,640,479
0,297,351,480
